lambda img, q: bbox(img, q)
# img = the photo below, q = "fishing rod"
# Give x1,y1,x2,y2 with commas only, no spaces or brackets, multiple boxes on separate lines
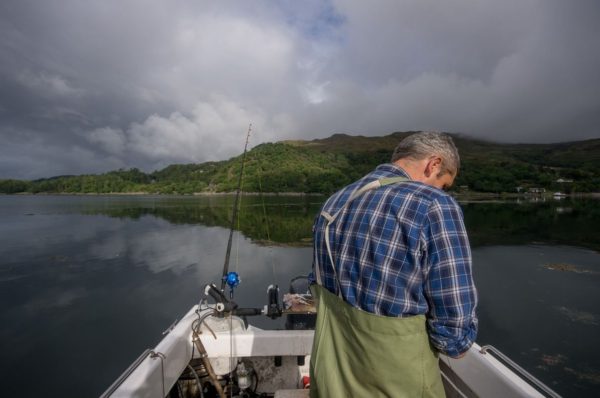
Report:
210,123,314,319
220,124,252,293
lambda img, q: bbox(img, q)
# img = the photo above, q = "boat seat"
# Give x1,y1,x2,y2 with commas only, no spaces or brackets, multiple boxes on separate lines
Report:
274,389,310,398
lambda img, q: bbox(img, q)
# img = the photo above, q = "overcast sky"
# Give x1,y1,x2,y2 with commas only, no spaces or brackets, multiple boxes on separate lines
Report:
1,0,599,179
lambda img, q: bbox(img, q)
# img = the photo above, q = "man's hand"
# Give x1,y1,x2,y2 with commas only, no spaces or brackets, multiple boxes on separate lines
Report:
451,352,467,359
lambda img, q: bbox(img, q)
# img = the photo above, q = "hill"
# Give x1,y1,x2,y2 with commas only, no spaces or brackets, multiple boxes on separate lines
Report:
1,132,599,194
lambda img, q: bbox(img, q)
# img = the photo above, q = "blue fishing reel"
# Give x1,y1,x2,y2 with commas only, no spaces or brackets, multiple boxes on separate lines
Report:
224,271,240,288
224,271,240,298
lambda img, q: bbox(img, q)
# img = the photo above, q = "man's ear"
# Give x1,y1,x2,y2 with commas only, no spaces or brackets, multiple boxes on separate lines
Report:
424,156,442,178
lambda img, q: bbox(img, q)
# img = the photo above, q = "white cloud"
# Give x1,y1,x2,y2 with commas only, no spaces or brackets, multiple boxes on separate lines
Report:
82,97,295,170
88,127,127,155
127,98,269,163
301,81,331,105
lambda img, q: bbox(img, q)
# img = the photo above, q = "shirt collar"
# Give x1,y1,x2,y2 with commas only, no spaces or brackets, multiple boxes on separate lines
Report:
375,163,412,180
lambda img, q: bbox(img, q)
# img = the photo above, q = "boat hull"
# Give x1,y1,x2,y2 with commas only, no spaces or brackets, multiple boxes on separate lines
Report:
103,305,554,397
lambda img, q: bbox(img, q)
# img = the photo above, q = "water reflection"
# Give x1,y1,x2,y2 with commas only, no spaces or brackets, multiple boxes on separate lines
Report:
81,195,600,251
462,200,600,251
81,195,322,247
0,195,599,397
87,217,229,275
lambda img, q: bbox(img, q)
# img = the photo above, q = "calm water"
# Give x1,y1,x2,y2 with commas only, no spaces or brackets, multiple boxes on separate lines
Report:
0,195,599,397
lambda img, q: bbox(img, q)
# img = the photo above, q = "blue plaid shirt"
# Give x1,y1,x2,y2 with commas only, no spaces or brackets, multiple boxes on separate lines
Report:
312,163,478,357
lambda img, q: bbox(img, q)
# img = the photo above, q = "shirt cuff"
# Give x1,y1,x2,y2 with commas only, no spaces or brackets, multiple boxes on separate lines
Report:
429,320,478,357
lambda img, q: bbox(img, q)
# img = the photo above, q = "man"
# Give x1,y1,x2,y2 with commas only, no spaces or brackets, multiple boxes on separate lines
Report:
310,132,478,398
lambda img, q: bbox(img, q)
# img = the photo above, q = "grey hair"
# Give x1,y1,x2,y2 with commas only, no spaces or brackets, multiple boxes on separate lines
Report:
390,132,460,175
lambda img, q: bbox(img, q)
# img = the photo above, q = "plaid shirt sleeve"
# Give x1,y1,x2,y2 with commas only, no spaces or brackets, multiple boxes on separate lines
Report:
422,195,478,357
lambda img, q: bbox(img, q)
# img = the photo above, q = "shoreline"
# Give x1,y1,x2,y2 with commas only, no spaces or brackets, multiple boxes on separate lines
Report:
2,191,600,198
5,191,325,197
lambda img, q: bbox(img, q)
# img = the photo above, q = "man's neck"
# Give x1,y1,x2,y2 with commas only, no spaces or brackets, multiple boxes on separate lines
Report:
392,159,427,183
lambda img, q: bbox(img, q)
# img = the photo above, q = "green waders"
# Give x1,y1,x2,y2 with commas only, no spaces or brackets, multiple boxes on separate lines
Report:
310,176,445,398
309,285,445,398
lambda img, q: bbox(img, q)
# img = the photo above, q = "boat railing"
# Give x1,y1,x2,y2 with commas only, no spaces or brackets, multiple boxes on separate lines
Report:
479,345,561,398
99,348,152,398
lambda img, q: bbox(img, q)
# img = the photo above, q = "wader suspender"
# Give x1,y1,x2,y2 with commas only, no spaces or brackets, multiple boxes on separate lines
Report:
315,176,409,297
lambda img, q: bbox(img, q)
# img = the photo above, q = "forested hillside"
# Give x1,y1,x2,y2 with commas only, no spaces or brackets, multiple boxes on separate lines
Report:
1,132,599,194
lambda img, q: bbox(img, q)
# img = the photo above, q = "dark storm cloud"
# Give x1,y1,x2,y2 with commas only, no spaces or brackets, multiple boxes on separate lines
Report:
0,0,598,179
304,0,600,143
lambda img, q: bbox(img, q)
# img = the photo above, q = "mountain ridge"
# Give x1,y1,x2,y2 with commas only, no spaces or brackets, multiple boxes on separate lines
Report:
1,131,599,194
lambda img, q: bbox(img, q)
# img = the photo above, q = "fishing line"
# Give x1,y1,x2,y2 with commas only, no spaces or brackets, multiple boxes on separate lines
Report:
230,134,247,396
223,124,252,397
234,182,243,276
220,124,252,292
229,312,234,398
256,153,276,280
